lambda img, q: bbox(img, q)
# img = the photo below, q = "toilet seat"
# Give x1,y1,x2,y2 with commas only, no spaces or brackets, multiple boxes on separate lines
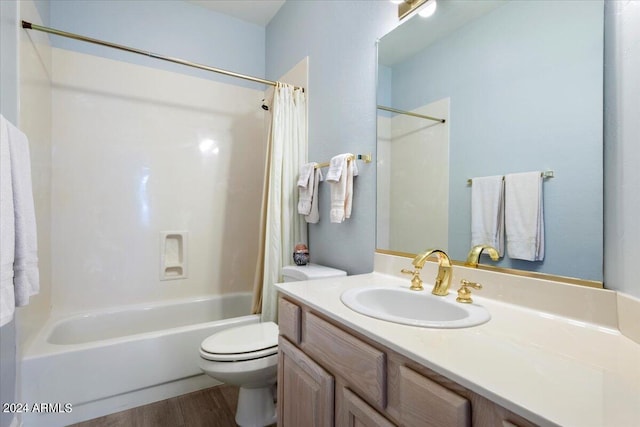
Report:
200,321,278,362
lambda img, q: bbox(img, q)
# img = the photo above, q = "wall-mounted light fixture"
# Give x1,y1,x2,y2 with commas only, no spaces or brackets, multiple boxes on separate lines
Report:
397,0,438,20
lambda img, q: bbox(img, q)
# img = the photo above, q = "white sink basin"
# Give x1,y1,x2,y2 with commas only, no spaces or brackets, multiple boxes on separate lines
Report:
340,285,490,329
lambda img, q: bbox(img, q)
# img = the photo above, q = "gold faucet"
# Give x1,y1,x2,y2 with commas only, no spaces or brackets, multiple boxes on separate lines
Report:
465,244,500,268
408,249,453,296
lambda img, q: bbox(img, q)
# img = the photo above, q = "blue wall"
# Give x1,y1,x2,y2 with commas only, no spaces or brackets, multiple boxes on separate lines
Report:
388,1,603,280
49,0,266,90
266,0,396,274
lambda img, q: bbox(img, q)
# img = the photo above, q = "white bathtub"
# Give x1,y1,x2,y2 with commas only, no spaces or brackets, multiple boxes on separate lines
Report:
21,293,257,427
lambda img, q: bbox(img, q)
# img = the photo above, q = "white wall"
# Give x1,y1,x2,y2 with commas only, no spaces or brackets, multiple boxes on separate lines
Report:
604,0,640,298
50,48,266,314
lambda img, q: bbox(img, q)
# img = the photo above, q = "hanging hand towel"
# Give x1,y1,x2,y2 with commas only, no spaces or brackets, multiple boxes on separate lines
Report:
297,162,316,215
326,153,358,223
5,116,40,310
305,168,323,224
505,172,544,261
0,116,40,328
344,156,358,220
0,116,16,327
471,175,504,257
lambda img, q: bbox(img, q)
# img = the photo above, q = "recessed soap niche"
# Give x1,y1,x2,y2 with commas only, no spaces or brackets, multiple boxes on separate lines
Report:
160,231,188,280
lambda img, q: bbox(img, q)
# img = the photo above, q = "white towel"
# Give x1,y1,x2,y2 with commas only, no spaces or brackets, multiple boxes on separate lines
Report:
1,116,40,322
326,153,358,223
505,172,544,261
297,162,316,215
0,116,16,327
471,175,504,257
305,168,323,224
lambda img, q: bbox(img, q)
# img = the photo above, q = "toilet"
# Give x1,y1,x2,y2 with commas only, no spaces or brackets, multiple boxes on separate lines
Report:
199,263,346,427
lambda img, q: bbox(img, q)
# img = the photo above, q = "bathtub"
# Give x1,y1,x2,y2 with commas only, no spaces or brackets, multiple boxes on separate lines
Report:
21,293,257,427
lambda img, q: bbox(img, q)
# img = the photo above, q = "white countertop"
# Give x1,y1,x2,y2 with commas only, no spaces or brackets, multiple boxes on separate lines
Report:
275,271,640,427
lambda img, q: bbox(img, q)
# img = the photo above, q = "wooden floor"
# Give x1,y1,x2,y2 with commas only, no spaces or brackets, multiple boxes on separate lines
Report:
70,385,241,427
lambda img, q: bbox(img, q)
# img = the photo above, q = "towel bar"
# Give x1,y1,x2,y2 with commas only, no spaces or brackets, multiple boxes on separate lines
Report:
314,153,373,169
467,170,554,185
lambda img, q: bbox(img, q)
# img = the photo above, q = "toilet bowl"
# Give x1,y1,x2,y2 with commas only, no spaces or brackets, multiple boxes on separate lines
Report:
199,263,346,427
199,322,279,427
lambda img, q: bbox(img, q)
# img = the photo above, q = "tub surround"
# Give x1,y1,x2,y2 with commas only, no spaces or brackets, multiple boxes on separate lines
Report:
275,252,640,427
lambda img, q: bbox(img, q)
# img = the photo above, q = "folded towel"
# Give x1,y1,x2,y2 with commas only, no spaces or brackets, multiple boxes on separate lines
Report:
325,155,342,182
505,172,544,261
3,115,39,312
327,154,358,223
297,162,314,188
305,168,323,224
471,175,504,257
297,162,316,215
0,116,16,327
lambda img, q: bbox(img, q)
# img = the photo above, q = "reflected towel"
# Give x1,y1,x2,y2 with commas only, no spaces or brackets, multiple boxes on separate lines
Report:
471,175,504,257
505,172,544,261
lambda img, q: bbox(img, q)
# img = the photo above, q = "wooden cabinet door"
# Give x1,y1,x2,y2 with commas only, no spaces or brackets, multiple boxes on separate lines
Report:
339,387,396,427
278,337,334,427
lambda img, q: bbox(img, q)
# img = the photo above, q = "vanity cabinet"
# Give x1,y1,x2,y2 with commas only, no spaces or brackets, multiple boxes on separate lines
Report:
277,296,538,427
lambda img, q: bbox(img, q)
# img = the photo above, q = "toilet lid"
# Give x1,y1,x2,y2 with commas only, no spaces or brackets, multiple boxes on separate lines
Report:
200,322,278,361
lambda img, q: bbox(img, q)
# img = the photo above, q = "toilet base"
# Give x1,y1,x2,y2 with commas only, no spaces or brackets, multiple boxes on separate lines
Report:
235,385,277,427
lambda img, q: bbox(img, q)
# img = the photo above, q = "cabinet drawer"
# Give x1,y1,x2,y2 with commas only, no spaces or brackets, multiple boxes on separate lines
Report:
278,298,301,344
399,366,470,427
304,312,386,407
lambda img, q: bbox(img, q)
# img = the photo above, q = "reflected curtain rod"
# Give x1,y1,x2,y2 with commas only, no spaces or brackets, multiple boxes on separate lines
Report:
377,105,445,123
21,20,304,92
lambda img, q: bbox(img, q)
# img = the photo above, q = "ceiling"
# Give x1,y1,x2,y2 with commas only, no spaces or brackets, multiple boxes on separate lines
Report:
187,0,286,26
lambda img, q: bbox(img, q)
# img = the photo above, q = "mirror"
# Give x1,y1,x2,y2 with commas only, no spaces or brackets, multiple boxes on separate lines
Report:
377,0,603,282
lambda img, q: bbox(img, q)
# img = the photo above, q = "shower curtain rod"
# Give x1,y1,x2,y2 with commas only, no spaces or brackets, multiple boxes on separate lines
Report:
21,21,304,92
377,105,445,123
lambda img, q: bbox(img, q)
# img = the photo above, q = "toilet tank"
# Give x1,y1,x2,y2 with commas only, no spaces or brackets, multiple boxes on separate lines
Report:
282,264,347,282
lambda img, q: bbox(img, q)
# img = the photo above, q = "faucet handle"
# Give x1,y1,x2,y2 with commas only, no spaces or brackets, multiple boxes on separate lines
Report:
456,279,482,304
401,268,425,291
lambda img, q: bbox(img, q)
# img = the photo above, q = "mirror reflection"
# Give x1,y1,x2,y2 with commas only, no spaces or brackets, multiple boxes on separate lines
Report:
377,0,603,281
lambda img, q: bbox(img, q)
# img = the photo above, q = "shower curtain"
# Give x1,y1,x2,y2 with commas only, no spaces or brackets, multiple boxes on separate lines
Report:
252,82,307,323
